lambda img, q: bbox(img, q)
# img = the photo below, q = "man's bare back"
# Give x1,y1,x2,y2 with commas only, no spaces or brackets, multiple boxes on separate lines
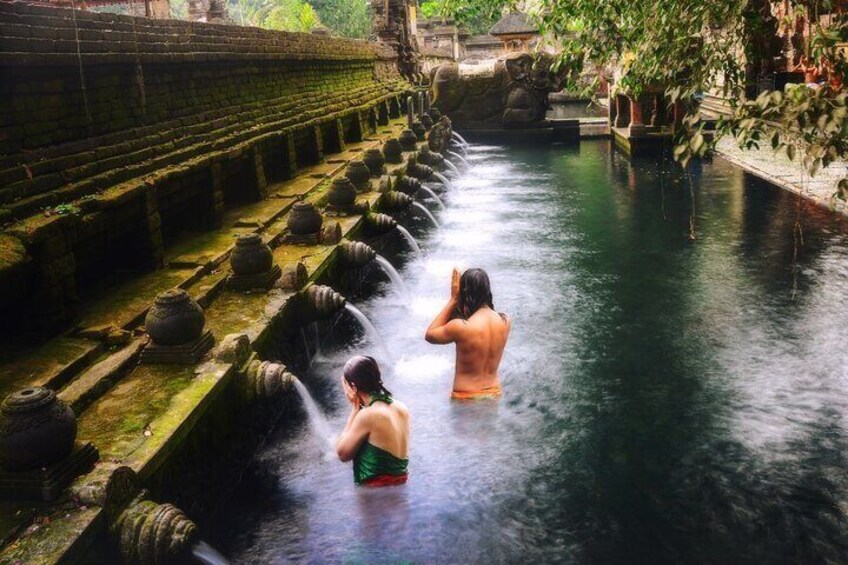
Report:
425,268,511,396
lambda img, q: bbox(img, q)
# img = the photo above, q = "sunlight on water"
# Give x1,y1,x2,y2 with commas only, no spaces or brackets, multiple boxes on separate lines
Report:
213,141,848,564
394,354,452,383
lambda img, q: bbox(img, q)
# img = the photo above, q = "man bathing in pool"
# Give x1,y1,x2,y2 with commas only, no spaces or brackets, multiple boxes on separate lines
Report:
425,267,511,400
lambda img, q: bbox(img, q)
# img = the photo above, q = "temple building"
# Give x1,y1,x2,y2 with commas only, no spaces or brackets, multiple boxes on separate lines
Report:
488,12,539,54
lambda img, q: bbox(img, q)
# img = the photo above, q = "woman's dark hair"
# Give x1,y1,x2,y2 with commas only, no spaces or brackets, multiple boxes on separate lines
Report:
458,268,495,319
343,355,391,397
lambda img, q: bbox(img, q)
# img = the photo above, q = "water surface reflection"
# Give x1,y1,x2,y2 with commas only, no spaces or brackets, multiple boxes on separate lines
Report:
211,141,848,563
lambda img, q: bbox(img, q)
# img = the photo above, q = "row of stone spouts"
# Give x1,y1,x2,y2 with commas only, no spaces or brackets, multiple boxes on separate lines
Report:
0,90,470,564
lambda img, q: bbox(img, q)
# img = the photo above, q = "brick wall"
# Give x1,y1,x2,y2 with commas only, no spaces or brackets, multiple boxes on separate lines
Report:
0,2,409,336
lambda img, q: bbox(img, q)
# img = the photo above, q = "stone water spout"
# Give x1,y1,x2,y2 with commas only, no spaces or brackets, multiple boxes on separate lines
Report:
416,146,445,168
383,138,404,164
379,190,414,211
73,464,228,565
338,240,377,268
398,129,419,151
302,285,347,320
227,234,281,292
115,498,200,565
362,148,385,176
452,131,470,147
393,175,422,196
246,360,296,401
345,160,372,193
447,150,469,167
406,158,434,181
141,289,214,365
364,212,398,237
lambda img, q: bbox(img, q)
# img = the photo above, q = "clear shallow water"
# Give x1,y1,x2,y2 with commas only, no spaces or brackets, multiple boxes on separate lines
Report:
211,141,848,564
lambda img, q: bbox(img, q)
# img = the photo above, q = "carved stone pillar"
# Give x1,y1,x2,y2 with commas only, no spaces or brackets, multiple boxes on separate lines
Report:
614,94,630,128
628,96,646,135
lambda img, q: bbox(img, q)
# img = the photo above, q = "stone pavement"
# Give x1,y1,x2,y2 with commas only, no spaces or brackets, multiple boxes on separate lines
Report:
715,136,848,216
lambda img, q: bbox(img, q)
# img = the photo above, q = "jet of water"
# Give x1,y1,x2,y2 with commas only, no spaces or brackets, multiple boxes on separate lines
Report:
452,131,470,147
447,150,470,167
396,225,422,258
412,201,440,230
292,378,336,453
432,171,453,189
419,185,446,211
344,303,391,360
450,140,468,156
191,540,229,565
442,159,461,175
375,254,408,295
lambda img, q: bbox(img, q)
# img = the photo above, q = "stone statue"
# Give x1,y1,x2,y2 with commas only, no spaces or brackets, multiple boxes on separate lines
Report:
430,52,566,127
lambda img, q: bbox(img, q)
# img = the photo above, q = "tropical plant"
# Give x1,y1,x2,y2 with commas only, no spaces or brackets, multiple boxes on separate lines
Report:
310,0,372,38
437,0,848,198
429,0,508,35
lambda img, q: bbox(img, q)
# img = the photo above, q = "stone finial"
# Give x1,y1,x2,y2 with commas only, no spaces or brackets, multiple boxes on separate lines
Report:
383,139,404,163
145,289,205,347
287,202,323,236
399,129,418,151
362,148,385,176
141,289,214,364
229,232,274,275
227,234,281,292
0,387,77,472
326,177,357,213
345,160,372,193
284,202,324,245
411,120,427,141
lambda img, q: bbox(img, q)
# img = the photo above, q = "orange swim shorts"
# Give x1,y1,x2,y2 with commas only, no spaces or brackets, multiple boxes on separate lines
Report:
450,384,502,401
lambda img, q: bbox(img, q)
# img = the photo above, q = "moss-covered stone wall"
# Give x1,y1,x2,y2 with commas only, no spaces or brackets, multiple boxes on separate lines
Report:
0,2,409,336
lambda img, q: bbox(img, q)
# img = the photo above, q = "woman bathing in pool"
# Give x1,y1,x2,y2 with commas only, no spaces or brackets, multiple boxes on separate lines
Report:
336,355,410,487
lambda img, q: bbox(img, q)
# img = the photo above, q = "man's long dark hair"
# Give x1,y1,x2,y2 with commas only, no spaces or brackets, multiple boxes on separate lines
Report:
343,355,392,397
457,268,496,319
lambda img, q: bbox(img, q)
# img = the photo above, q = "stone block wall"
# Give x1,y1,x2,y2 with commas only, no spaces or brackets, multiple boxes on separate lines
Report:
0,1,409,336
